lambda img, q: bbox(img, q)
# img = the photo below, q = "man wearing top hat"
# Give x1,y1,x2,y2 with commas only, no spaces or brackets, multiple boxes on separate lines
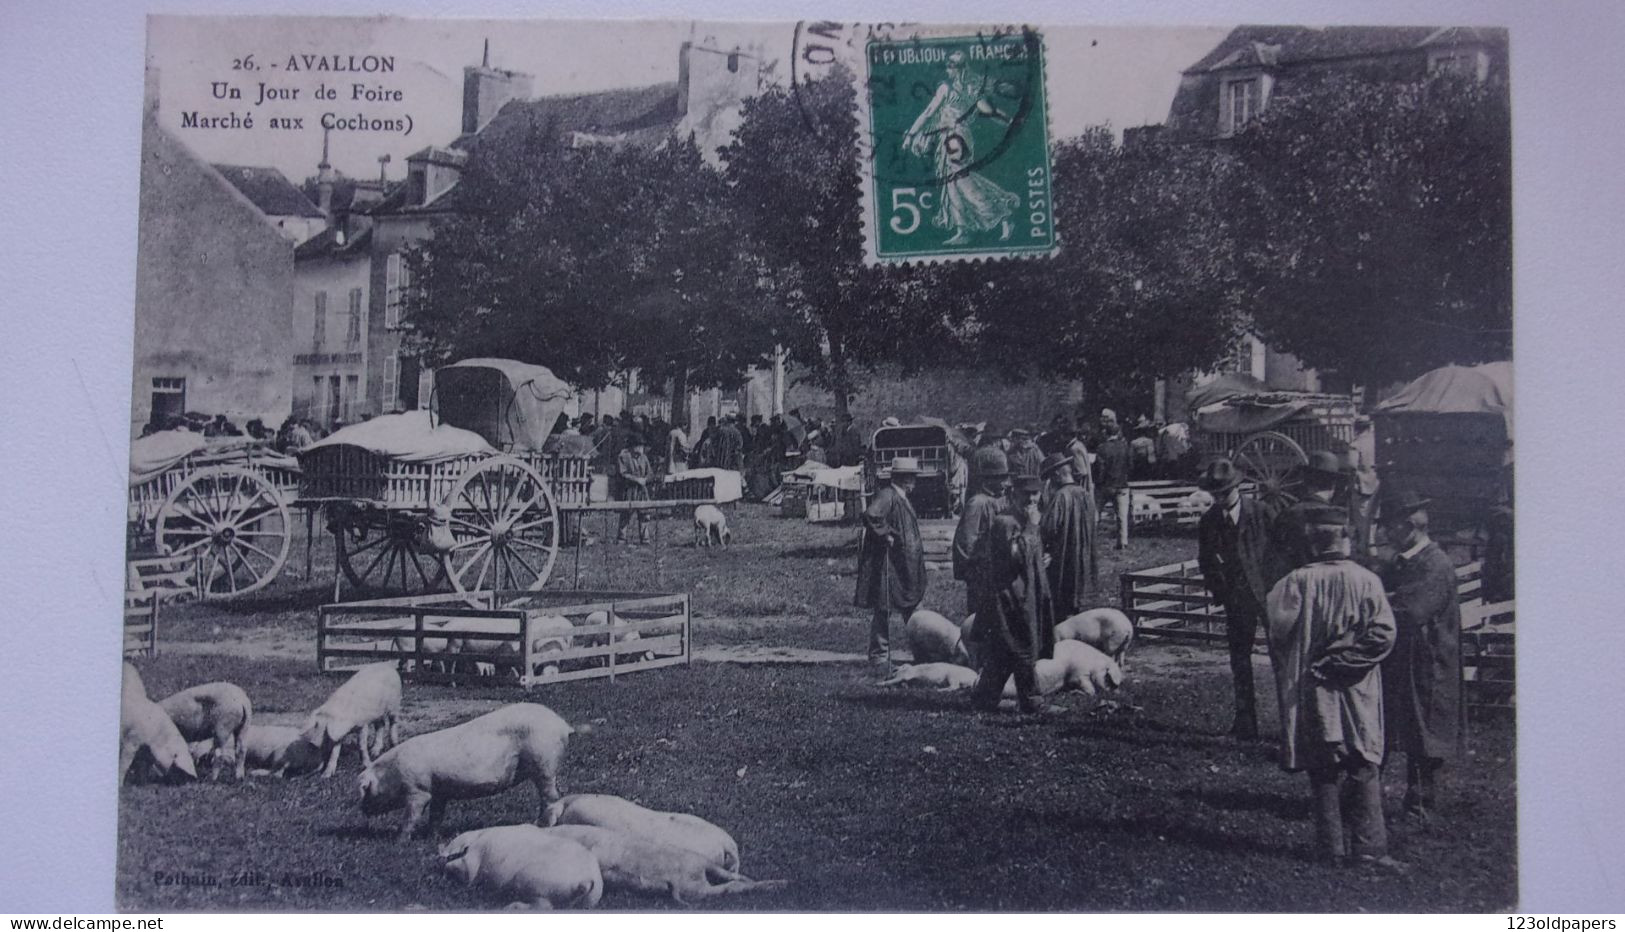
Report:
1379,489,1464,823
1039,451,1099,617
1197,458,1280,739
1271,450,1351,580
968,474,1057,714
616,432,655,545
855,456,927,673
954,447,1009,617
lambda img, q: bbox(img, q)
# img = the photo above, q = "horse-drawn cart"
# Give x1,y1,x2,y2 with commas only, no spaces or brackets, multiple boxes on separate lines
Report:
1191,389,1359,503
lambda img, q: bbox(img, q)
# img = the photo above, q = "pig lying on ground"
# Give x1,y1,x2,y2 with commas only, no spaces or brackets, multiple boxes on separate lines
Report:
542,793,739,871
120,669,196,785
359,702,579,839
439,824,602,910
905,609,970,665
998,644,1124,700
693,504,731,548
158,682,253,780
1053,607,1135,668
876,662,980,691
300,662,402,777
543,825,786,905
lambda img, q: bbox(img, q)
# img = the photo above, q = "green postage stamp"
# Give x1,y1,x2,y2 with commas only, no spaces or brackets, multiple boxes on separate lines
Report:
861,29,1057,264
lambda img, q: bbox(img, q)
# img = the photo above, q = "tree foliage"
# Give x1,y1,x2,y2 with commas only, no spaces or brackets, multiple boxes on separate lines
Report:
1225,73,1513,385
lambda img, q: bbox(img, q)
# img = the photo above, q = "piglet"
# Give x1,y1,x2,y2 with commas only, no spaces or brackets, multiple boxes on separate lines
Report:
300,662,402,777
693,504,731,548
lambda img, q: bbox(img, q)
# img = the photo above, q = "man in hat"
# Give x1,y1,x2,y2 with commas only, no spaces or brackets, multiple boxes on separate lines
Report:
954,447,1009,617
1271,450,1350,580
1266,508,1402,869
616,433,655,544
1005,428,1044,481
1197,458,1280,739
1094,409,1131,511
968,474,1057,714
855,456,927,673
1039,452,1099,617
1379,489,1464,823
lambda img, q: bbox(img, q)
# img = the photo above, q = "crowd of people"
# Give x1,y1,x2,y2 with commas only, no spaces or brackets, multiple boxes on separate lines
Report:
856,416,1465,872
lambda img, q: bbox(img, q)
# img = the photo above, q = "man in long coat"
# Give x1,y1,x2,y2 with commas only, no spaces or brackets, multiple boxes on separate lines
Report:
1197,458,1279,740
1379,490,1464,822
953,448,1008,617
1093,409,1131,512
1266,510,1401,868
1039,452,1098,617
855,457,926,672
968,475,1056,713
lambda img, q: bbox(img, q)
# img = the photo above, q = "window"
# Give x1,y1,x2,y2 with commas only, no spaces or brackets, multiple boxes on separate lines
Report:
346,287,363,346
417,368,434,410
311,376,323,421
1222,77,1261,135
313,291,327,349
382,352,399,413
326,375,341,428
1428,47,1488,81
727,52,740,73
150,377,185,424
385,253,413,329
343,375,359,422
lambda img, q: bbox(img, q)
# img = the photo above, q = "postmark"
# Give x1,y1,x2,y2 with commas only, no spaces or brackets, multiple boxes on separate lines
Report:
858,28,1056,264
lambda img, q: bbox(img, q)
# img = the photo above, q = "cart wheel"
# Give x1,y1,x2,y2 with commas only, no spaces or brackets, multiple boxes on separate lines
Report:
443,456,561,603
155,465,291,598
1232,430,1307,508
333,506,448,596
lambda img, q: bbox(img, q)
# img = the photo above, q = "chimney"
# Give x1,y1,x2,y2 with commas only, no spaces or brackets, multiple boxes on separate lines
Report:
316,127,335,216
462,41,534,135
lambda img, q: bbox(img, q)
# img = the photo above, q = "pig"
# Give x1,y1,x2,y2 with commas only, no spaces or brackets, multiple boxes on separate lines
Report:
529,614,578,677
905,609,970,664
122,663,147,708
575,611,652,666
300,662,402,777
693,504,731,548
542,825,787,905
240,724,323,777
999,644,1123,700
1053,607,1135,668
120,694,197,785
876,662,980,691
542,793,739,872
439,824,603,910
358,702,579,840
158,682,253,780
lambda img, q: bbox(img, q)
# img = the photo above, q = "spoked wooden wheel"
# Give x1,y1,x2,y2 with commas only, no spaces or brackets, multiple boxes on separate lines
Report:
1232,430,1307,508
155,466,291,598
443,456,560,603
332,504,449,596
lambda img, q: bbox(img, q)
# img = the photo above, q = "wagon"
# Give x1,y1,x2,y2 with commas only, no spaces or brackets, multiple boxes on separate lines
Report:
1190,388,1358,503
127,432,302,597
298,358,587,601
863,423,965,519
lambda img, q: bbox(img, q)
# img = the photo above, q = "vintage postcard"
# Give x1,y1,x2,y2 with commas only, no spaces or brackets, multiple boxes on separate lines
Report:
119,14,1514,912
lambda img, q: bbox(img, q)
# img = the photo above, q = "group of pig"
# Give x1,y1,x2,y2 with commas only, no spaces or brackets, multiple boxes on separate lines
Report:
392,610,651,682
878,606,1134,701
120,661,785,908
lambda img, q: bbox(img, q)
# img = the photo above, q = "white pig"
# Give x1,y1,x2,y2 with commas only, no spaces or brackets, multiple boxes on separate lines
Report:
905,609,969,664
876,662,980,691
158,682,253,780
300,662,402,777
693,504,731,547
239,724,323,777
542,793,739,871
1051,639,1126,694
120,694,197,785
1053,607,1135,667
439,824,602,910
543,825,787,905
359,702,579,839
529,614,577,677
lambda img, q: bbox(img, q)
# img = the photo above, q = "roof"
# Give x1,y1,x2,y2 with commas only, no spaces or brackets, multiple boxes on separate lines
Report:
1375,361,1513,432
452,82,683,154
211,164,325,218
1183,25,1501,74
293,223,373,261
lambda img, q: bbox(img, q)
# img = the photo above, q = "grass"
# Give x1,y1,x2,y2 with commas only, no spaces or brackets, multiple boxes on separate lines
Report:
122,504,1516,912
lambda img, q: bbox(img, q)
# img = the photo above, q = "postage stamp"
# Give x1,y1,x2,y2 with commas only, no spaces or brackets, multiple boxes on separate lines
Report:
860,28,1056,264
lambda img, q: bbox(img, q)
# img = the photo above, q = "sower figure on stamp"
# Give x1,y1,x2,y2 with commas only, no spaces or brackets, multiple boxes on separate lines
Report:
953,447,1009,618
1039,452,1099,617
855,456,927,675
968,475,1057,714
1379,489,1464,824
899,50,1021,246
1197,458,1280,740
1265,508,1405,871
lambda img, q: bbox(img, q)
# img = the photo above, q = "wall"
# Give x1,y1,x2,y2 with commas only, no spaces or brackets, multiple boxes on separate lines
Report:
366,212,434,417
131,114,293,435
292,252,370,427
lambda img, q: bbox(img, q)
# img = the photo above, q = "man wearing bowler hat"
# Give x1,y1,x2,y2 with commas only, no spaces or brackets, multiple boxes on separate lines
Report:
1379,488,1464,823
954,447,1009,617
1197,458,1280,739
855,456,927,674
1039,451,1099,616
1271,450,1351,580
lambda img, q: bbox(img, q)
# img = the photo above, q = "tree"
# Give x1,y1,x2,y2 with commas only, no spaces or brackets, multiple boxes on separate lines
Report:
1225,73,1513,386
403,120,777,406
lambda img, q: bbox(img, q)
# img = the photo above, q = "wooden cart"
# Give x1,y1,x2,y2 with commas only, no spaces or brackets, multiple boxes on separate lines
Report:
864,424,963,519
1192,390,1358,504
